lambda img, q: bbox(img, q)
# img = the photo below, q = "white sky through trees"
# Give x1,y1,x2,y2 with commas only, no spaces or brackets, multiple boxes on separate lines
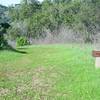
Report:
0,0,43,6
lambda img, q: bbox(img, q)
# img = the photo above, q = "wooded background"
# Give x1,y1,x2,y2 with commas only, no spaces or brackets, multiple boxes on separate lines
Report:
0,0,100,47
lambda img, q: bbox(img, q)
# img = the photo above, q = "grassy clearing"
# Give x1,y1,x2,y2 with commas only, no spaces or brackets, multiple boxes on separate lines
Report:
0,44,100,100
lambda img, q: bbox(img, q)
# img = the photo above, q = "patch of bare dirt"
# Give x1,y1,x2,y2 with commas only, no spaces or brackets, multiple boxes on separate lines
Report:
32,66,67,98
0,88,10,96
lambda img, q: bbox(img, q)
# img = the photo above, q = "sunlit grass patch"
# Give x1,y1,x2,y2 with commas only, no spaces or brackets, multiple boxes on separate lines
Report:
0,44,99,100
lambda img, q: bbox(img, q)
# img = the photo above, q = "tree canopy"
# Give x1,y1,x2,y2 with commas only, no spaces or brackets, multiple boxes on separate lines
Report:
1,0,100,46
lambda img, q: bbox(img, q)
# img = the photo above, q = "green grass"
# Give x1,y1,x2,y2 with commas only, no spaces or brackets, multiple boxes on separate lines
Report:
0,44,100,100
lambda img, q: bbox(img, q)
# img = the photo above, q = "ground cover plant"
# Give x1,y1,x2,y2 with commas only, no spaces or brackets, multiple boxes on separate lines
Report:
0,44,99,100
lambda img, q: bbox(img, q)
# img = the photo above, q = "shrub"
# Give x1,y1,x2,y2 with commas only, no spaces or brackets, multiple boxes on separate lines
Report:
0,35,8,49
16,37,29,46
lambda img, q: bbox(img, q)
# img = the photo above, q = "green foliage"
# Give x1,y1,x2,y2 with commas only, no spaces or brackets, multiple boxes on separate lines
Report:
16,37,29,46
7,0,100,43
0,35,8,49
0,5,10,49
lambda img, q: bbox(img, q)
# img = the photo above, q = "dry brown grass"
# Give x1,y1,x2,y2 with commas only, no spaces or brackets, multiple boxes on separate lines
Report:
0,66,69,99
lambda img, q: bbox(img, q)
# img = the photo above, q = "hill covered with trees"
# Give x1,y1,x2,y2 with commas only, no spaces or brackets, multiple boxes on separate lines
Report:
1,0,100,47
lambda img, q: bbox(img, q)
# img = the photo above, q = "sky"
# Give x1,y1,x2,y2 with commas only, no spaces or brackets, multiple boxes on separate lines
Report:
0,0,43,6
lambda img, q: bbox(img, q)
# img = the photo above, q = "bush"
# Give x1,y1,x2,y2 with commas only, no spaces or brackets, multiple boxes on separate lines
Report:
16,37,29,46
0,35,8,49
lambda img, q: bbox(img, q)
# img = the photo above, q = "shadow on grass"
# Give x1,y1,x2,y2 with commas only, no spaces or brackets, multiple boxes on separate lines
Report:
17,47,29,50
0,45,27,54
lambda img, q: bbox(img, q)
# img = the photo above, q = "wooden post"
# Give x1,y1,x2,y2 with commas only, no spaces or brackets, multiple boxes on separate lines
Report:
92,51,100,68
